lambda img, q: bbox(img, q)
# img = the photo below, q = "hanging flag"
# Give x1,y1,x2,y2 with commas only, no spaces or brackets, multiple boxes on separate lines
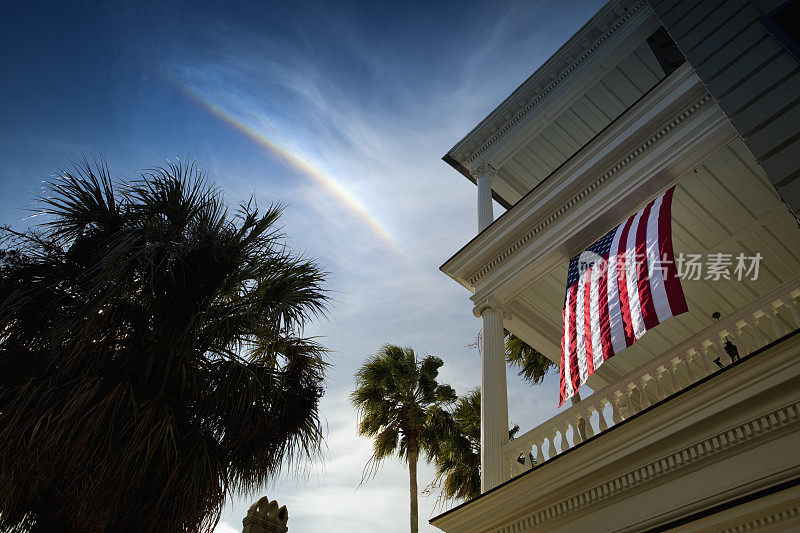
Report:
559,187,688,406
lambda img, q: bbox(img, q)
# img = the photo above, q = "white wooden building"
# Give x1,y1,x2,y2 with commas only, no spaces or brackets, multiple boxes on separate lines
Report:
432,0,800,531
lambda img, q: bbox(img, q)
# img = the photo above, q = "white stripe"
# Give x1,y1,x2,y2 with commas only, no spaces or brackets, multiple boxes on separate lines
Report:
562,290,574,401
589,266,604,372
624,211,647,339
575,273,588,385
646,195,672,323
607,223,627,354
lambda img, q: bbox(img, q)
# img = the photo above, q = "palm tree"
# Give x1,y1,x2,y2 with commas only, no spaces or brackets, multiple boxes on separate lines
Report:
504,330,558,384
429,388,481,503
351,345,456,533
429,389,531,505
0,160,329,532
506,331,585,433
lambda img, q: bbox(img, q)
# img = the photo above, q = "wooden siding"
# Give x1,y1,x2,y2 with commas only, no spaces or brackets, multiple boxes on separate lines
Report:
649,0,800,213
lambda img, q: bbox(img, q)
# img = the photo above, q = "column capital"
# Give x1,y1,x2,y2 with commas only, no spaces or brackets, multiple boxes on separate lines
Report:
472,296,512,320
472,161,499,180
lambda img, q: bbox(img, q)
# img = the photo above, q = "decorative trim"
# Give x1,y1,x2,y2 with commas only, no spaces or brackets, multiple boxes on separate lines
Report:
720,504,800,532
466,93,714,287
491,401,800,532
460,0,648,167
473,162,499,180
473,296,513,320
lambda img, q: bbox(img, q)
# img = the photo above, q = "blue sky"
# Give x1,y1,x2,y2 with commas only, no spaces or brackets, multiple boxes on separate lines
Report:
0,1,605,531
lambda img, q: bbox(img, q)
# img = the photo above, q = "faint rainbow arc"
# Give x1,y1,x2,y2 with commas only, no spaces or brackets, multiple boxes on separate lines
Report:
177,84,397,248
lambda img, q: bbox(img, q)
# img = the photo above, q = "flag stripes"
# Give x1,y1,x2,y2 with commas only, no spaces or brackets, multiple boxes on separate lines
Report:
559,187,687,406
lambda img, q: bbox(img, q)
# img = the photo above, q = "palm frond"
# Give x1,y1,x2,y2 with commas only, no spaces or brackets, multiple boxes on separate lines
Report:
0,158,329,532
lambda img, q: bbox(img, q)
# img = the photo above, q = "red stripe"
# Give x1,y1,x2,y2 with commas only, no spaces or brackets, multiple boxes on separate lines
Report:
598,261,613,361
559,306,567,407
568,284,581,395
583,270,595,375
658,187,688,315
615,216,636,347
635,201,659,331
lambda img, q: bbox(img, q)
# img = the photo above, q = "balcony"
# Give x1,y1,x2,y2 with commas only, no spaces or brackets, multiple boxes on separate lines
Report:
501,276,800,481
437,0,800,529
431,325,800,532
436,23,800,531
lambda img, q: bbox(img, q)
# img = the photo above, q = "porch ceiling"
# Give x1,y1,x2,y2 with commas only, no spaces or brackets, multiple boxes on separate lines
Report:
512,139,800,380
493,41,666,206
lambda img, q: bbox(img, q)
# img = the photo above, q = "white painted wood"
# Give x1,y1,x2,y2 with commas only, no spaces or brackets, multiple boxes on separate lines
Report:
496,276,800,483
475,164,495,232
475,300,509,491
431,333,800,533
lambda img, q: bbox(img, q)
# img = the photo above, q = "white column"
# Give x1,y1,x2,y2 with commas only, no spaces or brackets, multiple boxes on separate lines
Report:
474,298,510,491
475,163,496,232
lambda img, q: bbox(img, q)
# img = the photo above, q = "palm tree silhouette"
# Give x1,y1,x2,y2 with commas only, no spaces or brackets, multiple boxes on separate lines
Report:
351,345,456,533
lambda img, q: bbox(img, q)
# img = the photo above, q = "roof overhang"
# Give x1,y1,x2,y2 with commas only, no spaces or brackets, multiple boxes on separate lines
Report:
440,63,722,296
443,0,655,198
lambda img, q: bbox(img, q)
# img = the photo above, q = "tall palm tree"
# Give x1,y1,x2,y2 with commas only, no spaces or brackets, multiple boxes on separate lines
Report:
351,345,456,533
0,160,329,532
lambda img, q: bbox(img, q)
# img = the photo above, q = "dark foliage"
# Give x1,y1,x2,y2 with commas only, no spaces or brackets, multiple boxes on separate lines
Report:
351,345,456,476
504,330,558,384
428,388,481,503
0,160,328,532
351,345,456,533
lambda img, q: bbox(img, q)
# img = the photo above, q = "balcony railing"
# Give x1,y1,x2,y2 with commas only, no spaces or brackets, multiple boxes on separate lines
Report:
501,276,800,480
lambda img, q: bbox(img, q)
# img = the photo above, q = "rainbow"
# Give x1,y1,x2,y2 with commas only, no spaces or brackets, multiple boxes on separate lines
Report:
174,80,398,250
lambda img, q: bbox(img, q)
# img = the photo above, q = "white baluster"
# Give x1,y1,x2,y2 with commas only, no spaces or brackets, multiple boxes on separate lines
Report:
638,376,650,409
533,437,542,466
612,391,624,423
782,295,800,328
682,352,696,384
625,383,637,416
697,345,713,376
582,408,595,438
572,415,583,444
765,306,786,338
733,326,750,356
750,315,766,346
544,433,554,459
653,369,666,400
669,359,681,393
597,400,610,432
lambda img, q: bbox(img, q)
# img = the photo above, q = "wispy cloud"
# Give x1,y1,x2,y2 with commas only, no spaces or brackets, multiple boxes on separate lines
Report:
147,2,605,531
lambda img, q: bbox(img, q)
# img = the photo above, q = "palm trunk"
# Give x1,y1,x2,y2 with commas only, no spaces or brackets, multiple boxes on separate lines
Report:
408,444,419,533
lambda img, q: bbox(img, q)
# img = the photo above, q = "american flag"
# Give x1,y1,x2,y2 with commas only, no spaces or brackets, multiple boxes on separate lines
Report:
559,187,688,406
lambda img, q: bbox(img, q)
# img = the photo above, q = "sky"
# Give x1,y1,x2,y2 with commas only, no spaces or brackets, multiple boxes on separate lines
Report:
0,1,606,531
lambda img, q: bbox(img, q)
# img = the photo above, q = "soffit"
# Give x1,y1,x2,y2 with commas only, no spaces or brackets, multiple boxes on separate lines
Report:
492,40,666,205
513,140,800,372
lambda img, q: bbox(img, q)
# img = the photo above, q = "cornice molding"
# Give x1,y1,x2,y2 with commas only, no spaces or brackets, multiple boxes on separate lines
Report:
720,504,800,532
453,0,648,169
465,92,714,288
488,401,800,532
